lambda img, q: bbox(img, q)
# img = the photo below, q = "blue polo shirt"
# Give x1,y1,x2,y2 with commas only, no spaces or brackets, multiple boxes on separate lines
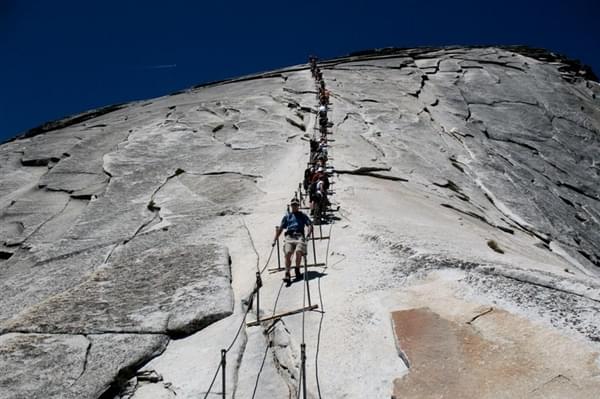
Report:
280,211,312,233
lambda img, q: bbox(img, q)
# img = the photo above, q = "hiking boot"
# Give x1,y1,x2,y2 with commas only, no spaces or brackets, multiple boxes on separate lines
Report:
284,273,291,284
294,267,302,279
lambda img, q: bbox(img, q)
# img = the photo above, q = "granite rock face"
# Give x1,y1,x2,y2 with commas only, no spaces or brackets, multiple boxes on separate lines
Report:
0,332,168,399
3,241,232,335
1,46,599,398
323,47,600,272
0,71,316,397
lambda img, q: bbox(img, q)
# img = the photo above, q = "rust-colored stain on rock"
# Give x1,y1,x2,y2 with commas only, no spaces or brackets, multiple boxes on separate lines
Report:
391,308,600,399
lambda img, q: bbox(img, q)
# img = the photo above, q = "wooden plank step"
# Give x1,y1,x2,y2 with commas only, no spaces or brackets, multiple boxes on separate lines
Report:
246,304,319,327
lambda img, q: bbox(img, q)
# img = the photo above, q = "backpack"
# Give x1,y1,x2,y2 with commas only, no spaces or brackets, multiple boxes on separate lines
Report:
303,168,313,190
309,181,318,197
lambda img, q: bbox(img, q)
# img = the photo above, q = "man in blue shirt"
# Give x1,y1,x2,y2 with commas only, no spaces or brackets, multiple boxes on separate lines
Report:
273,198,313,283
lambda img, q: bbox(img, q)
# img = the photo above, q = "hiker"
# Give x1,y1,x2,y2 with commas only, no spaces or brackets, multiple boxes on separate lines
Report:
310,138,319,155
303,164,315,191
315,174,330,210
317,138,328,155
309,139,320,163
318,104,327,116
311,166,330,192
319,123,328,137
316,149,328,164
319,112,328,128
309,56,318,75
309,173,330,222
311,139,327,163
273,198,313,282
315,157,326,170
319,88,330,105
308,166,328,214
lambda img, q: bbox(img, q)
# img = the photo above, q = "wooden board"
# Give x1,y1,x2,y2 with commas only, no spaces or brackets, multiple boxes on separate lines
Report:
247,304,319,327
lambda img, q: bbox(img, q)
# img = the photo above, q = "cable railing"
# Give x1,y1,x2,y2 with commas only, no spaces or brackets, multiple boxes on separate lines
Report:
202,55,337,399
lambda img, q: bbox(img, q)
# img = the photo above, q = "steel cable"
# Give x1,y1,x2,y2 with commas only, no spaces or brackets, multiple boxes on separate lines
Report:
226,302,253,353
251,280,285,399
260,245,275,275
202,299,252,398
311,70,334,399
202,241,274,397
202,362,222,399
208,64,333,398
314,223,332,399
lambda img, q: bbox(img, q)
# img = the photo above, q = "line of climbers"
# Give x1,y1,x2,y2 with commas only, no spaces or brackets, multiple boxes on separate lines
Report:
273,55,335,286
203,55,336,399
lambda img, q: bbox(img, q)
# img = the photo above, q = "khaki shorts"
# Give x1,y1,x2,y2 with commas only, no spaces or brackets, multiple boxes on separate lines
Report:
284,236,307,255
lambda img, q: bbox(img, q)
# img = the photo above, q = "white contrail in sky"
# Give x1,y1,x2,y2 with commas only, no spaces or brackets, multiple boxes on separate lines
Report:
141,64,177,69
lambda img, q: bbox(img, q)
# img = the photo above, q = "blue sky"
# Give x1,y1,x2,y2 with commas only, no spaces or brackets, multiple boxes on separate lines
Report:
1,0,599,142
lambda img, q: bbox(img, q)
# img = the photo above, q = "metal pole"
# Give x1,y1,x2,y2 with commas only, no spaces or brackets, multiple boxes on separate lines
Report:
221,349,226,399
255,272,261,323
311,231,317,267
303,253,312,307
301,343,307,399
275,226,281,270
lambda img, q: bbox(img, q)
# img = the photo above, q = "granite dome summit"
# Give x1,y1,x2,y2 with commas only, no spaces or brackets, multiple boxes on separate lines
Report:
1,46,599,398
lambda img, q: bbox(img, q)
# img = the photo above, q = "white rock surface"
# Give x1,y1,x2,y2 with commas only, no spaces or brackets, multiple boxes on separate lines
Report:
1,46,599,398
